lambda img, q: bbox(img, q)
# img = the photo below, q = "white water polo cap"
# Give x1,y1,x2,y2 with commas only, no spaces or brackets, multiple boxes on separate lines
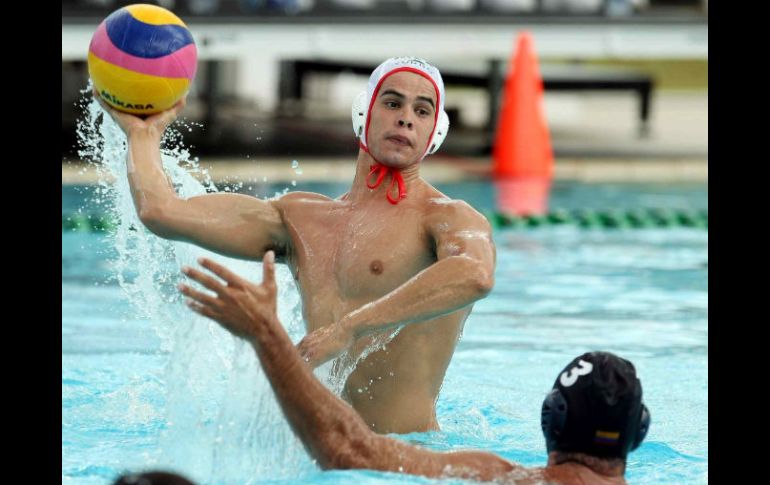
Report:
352,57,450,159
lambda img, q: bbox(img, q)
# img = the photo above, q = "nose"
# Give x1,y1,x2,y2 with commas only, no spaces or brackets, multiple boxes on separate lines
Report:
398,119,413,129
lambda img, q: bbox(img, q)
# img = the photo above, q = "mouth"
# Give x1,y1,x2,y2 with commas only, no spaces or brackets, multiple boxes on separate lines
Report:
386,135,412,147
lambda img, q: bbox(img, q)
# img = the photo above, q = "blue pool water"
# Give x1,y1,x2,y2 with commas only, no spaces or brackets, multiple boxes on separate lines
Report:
62,181,707,485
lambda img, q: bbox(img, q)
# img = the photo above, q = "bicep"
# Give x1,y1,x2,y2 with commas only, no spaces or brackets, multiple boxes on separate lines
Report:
154,193,289,260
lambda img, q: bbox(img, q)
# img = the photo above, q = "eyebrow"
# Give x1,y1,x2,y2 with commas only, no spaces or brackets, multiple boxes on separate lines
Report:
380,89,435,109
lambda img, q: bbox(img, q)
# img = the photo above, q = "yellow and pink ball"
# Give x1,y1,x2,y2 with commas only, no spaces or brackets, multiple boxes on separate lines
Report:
88,4,197,115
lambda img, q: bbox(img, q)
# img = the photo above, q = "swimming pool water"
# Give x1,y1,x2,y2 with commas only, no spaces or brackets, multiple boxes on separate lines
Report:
62,181,707,485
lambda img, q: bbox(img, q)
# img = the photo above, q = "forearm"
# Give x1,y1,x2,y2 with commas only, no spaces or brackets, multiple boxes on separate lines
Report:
247,318,480,476
345,255,492,337
248,316,519,481
247,316,383,469
125,127,179,219
249,321,514,479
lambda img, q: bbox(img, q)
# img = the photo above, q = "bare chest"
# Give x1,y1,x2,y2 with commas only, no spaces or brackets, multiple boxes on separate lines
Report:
286,202,435,302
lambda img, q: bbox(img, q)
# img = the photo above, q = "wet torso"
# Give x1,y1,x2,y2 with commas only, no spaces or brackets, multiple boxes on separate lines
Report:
279,183,471,434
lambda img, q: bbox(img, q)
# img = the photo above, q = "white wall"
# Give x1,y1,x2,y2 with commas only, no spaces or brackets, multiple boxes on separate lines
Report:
63,21,708,111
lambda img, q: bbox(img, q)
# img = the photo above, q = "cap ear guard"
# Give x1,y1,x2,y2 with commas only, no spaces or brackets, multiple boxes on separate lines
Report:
541,388,568,453
630,404,651,451
427,110,450,155
352,91,367,140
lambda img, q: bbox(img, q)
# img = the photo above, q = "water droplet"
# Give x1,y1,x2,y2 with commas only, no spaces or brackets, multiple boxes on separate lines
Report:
291,160,299,169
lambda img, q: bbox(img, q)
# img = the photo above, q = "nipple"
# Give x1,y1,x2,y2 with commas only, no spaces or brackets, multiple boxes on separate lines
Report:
369,260,384,275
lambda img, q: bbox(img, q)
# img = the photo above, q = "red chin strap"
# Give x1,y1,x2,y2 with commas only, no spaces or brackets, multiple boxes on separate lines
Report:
360,141,407,205
367,163,406,205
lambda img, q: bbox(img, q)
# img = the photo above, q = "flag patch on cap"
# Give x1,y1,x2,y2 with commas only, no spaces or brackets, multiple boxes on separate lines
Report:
594,430,620,445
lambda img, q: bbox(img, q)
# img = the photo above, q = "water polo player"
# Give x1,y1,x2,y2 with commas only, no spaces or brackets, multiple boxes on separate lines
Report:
95,57,496,434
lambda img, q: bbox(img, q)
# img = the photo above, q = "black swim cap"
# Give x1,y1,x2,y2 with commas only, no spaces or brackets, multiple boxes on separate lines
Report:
541,351,650,459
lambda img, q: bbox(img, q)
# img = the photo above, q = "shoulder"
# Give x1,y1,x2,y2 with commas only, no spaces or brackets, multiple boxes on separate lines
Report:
272,191,333,212
423,196,491,233
442,450,520,481
276,191,332,203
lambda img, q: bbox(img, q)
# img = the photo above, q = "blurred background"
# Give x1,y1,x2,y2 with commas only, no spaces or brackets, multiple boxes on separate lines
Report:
62,0,707,183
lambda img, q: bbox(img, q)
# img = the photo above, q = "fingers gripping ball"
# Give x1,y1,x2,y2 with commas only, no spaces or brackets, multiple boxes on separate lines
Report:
88,4,197,115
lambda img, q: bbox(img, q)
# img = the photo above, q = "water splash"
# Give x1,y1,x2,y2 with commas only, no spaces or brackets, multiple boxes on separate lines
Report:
76,84,315,484
324,326,404,396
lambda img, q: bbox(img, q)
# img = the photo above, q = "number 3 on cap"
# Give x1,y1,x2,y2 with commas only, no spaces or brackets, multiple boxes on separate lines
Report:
560,360,594,387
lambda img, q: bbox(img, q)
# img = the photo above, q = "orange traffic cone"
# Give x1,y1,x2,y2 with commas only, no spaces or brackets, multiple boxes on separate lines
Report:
493,32,554,179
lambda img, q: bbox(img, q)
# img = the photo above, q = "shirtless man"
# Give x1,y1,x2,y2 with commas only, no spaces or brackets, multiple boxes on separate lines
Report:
177,251,651,485
95,57,495,434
